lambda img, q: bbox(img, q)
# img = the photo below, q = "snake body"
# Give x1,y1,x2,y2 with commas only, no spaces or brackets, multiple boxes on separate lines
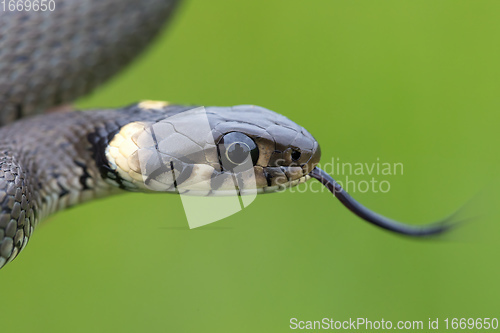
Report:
0,0,463,270
0,0,181,266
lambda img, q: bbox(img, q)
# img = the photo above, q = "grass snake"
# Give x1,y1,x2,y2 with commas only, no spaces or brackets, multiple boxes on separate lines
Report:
0,0,461,270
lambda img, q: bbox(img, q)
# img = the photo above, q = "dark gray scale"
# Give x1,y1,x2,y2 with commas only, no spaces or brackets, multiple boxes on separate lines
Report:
0,0,180,125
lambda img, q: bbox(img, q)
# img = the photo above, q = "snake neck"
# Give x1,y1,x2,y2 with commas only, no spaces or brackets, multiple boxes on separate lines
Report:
0,104,192,267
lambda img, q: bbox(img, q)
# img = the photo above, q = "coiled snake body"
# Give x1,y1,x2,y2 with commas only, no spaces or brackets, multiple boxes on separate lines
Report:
0,0,460,270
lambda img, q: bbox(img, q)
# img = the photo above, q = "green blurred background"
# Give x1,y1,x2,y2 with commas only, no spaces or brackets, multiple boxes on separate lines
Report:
2,0,500,332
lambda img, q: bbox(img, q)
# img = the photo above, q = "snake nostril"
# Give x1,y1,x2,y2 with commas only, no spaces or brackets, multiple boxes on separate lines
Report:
291,149,301,161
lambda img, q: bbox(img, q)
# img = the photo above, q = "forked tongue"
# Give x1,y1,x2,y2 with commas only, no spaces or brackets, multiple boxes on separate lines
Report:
309,167,466,237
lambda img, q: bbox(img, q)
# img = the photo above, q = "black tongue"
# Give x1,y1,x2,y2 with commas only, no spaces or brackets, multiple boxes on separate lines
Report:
309,167,460,237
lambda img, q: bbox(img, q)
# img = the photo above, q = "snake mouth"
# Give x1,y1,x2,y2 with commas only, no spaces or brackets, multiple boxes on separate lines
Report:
264,166,303,184
253,163,314,193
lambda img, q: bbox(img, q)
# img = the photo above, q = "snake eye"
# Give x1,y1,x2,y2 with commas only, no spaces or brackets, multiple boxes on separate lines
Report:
218,132,259,169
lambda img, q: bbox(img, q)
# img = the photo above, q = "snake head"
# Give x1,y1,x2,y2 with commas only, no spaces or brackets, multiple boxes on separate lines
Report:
104,104,320,195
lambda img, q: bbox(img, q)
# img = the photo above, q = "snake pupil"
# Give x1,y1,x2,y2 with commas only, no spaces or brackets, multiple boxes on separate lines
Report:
227,142,249,164
291,149,301,161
